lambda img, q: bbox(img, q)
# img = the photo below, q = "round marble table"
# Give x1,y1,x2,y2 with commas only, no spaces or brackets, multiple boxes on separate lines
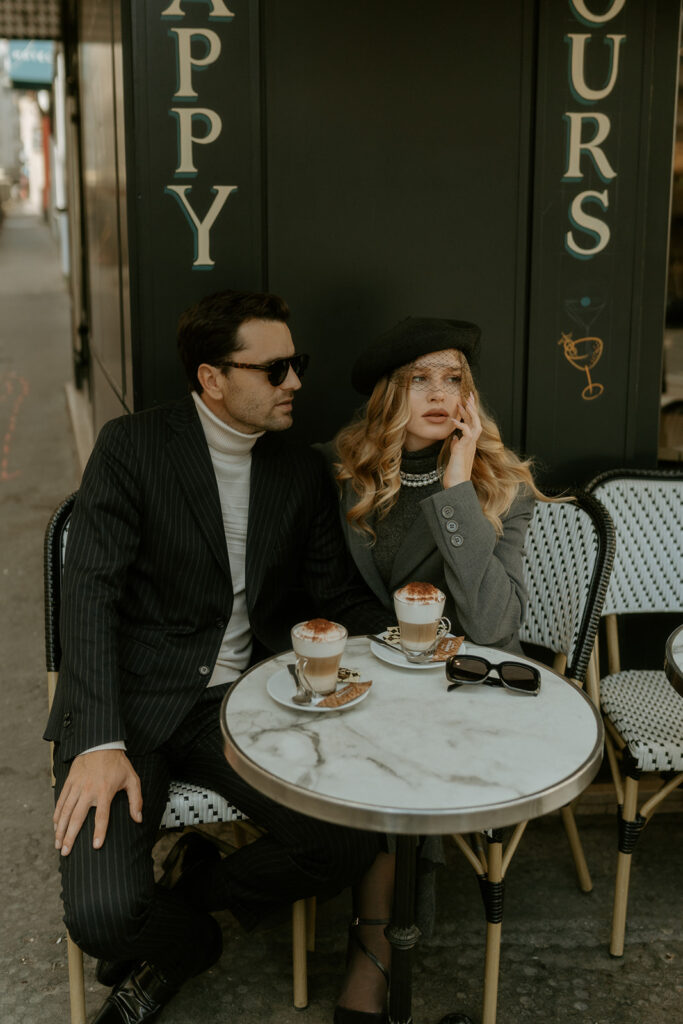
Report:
221,637,603,1024
665,624,683,697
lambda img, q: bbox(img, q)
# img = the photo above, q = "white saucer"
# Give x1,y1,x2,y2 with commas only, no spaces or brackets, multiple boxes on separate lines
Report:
370,634,457,671
267,667,371,713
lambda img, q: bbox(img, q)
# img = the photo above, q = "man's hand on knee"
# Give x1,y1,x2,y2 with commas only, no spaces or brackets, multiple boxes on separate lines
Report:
53,750,143,856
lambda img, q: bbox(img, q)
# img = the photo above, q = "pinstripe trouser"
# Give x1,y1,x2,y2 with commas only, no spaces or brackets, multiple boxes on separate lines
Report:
53,683,381,977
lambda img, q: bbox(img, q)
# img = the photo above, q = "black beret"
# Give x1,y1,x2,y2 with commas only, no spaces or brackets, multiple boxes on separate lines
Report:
351,316,481,395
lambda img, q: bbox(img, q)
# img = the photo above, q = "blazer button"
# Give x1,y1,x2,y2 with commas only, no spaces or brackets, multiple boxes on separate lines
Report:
63,712,72,727
450,534,464,547
445,520,459,532
441,505,455,519
215,617,227,630
198,665,210,676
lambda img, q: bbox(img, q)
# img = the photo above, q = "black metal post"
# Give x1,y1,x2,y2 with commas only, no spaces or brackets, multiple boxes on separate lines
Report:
387,834,421,1024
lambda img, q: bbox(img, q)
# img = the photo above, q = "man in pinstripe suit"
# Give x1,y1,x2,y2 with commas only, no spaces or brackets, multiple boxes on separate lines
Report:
44,290,389,1023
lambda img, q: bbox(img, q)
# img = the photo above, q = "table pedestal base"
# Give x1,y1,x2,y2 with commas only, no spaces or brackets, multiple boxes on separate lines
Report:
388,835,419,1024
388,836,473,1024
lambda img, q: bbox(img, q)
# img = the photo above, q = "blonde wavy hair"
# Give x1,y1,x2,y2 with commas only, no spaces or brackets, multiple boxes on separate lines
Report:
334,352,550,541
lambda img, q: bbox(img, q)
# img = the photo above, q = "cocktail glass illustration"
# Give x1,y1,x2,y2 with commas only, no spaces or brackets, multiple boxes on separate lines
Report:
557,332,604,400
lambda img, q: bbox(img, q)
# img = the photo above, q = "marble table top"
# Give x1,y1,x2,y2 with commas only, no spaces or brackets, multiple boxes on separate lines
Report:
665,624,683,697
221,637,603,835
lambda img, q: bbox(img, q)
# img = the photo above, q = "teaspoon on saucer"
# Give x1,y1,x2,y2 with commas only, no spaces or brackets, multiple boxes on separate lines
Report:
365,633,401,653
366,634,433,663
287,662,312,705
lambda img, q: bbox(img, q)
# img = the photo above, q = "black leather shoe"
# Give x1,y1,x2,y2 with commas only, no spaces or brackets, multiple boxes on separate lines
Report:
94,833,220,989
91,961,181,1023
159,831,221,890
95,958,135,987
334,917,390,1024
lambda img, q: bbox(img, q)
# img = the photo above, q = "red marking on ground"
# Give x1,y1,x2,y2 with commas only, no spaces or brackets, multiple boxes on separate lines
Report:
0,372,29,480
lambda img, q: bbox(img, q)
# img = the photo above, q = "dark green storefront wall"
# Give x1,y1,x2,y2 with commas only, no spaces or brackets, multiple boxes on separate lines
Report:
106,0,679,488
526,0,680,485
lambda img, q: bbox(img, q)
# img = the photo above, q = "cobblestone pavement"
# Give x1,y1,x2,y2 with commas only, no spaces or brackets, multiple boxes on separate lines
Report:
0,209,681,1024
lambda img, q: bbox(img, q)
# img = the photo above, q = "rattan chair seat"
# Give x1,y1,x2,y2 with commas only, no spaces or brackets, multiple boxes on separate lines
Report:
160,780,248,828
600,669,683,773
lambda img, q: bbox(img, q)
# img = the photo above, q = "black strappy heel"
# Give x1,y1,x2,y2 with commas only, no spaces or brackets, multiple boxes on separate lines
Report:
333,916,391,1024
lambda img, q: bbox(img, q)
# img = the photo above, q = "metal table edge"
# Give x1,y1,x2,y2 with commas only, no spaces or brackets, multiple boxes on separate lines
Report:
220,667,605,836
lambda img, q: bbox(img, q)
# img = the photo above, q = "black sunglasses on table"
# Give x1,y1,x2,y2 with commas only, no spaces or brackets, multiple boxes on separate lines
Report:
446,655,541,696
221,353,310,387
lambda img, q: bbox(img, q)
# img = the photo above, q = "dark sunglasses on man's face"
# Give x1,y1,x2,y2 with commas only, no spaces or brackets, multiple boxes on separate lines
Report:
446,655,541,696
222,353,310,387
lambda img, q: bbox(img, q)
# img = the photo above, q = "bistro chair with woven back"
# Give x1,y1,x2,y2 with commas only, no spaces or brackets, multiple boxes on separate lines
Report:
450,491,615,1024
586,468,683,956
45,493,315,1024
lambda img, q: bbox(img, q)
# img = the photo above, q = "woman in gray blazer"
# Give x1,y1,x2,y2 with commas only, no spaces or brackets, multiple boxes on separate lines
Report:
329,316,551,1024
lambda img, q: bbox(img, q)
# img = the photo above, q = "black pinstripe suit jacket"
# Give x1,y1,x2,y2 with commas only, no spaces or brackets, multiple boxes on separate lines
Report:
44,395,386,761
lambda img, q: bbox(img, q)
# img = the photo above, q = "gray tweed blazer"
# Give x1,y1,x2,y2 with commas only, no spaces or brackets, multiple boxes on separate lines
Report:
317,442,534,652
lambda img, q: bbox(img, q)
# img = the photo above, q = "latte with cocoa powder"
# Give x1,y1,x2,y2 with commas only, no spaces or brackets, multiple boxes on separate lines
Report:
291,619,347,695
393,583,448,659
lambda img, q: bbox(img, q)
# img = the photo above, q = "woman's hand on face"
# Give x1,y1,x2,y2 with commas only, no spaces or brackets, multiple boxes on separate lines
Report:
443,393,482,488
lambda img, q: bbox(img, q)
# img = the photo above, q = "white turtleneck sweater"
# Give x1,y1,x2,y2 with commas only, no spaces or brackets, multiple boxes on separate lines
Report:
81,394,262,754
192,391,263,686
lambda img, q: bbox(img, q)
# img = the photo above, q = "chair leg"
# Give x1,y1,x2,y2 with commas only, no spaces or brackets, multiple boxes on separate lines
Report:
230,819,313,1005
292,899,309,1009
481,838,503,1024
453,826,527,1024
610,774,641,957
67,932,87,1024
560,803,592,892
305,896,316,952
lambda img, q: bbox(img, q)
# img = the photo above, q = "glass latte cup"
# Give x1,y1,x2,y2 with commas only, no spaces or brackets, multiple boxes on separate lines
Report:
393,583,450,662
290,619,348,696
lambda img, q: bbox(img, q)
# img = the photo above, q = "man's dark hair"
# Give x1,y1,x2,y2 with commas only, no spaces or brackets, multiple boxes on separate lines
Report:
177,289,290,392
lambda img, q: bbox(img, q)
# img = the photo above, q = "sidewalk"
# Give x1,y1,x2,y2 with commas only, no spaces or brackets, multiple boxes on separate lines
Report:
0,209,681,1024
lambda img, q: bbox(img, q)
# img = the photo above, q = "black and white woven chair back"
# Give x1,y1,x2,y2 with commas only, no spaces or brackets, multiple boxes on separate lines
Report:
520,493,615,683
44,493,245,830
586,469,683,774
586,470,683,617
44,493,76,676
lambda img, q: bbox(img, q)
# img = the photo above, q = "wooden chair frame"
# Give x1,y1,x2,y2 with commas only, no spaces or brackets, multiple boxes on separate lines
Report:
587,468,683,957
451,492,615,1024
45,494,314,1023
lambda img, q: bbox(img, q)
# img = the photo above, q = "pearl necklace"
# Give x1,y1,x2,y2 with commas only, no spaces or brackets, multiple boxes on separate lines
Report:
399,467,444,488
